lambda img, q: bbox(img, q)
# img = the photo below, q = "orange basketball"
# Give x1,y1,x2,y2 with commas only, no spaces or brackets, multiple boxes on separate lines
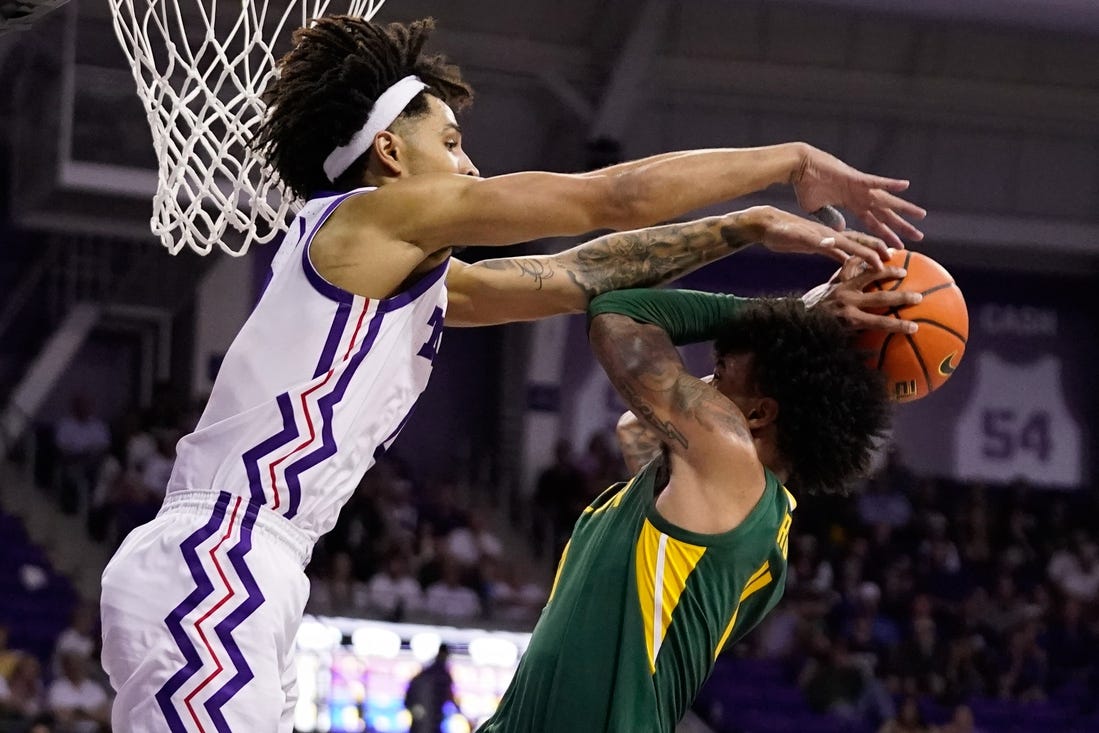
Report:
854,250,969,403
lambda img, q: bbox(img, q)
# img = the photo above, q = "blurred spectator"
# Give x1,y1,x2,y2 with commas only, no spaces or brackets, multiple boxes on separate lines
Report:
445,514,502,570
889,615,947,698
787,535,834,596
1047,531,1084,589
3,655,45,720
365,554,424,621
1043,597,1096,690
424,559,481,621
997,621,1047,702
93,438,159,548
799,639,892,727
51,605,97,678
982,574,1025,641
856,472,913,530
1058,540,1099,603
942,634,991,703
376,472,419,551
578,432,626,491
53,395,110,515
419,482,469,539
117,410,157,472
532,440,588,558
326,474,387,578
308,552,367,617
480,559,546,623
755,597,803,661
139,431,176,501
404,643,455,733
0,625,22,679
25,714,58,733
46,653,109,733
939,704,981,733
878,696,931,733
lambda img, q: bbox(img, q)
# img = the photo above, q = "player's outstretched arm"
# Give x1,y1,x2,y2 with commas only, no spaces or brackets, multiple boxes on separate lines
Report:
446,205,891,327
336,143,924,254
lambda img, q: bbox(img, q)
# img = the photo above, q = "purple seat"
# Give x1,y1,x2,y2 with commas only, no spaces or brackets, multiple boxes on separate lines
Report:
0,509,76,665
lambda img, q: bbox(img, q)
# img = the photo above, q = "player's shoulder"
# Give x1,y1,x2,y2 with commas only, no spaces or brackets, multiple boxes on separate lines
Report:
339,173,479,213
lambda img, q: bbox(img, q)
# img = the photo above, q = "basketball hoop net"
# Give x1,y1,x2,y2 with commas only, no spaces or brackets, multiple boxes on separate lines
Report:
108,1,388,256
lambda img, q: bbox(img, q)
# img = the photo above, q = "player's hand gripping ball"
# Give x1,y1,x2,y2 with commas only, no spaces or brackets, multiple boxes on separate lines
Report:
854,250,968,402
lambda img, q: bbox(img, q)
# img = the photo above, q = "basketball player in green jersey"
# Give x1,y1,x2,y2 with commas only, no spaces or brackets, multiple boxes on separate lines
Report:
479,256,907,732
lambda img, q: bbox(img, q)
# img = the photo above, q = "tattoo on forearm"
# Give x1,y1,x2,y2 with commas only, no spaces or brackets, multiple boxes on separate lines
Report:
478,257,555,290
464,217,754,317
622,384,689,451
564,218,755,300
592,315,753,455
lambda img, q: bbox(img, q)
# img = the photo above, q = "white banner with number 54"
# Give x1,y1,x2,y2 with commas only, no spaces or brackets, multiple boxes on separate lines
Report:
955,352,1083,488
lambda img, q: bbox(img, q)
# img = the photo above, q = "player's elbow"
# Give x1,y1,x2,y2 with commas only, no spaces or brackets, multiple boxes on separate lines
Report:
591,320,650,383
616,410,640,439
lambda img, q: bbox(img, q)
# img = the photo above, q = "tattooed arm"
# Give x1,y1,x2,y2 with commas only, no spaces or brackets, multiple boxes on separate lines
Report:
589,314,767,531
445,213,752,326
616,411,664,475
445,205,887,326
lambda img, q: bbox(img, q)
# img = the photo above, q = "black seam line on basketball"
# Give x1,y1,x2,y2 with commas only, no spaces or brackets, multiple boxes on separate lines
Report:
887,252,912,291
877,333,895,371
905,332,933,392
912,318,968,343
919,283,956,297
883,282,956,317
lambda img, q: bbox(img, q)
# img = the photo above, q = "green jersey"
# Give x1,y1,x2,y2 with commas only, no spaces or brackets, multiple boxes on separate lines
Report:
480,458,795,733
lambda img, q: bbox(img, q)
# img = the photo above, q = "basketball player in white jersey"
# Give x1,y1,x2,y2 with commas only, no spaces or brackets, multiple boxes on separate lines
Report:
99,16,927,733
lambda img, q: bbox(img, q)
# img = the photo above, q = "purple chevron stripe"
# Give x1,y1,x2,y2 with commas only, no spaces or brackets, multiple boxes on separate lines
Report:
312,297,353,380
278,260,450,519
204,500,266,732
301,194,358,304
239,190,361,508
240,296,353,506
155,492,232,733
280,305,390,519
372,397,420,462
241,393,297,506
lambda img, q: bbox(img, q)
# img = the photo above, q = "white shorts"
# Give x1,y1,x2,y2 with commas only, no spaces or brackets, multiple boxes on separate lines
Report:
101,490,312,733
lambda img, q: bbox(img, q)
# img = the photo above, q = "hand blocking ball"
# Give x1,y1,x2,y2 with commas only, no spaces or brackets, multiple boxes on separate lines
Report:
855,250,968,402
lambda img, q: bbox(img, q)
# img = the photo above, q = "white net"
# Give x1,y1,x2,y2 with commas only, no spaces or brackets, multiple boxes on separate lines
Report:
108,0,388,256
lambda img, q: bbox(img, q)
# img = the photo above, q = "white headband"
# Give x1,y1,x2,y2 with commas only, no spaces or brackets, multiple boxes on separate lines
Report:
323,75,428,182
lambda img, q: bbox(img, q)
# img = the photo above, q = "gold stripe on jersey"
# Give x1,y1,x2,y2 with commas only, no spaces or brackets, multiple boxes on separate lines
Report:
782,487,798,512
584,475,637,515
713,560,773,659
548,540,572,604
776,512,792,561
636,520,707,674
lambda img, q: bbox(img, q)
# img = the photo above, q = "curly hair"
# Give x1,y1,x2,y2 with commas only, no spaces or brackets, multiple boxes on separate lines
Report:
252,17,473,200
713,297,891,495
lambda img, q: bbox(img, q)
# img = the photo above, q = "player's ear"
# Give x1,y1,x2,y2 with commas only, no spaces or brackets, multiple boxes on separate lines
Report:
372,131,403,176
745,397,779,429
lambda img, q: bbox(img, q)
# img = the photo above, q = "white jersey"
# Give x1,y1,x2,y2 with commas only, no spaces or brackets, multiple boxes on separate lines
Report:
167,188,448,542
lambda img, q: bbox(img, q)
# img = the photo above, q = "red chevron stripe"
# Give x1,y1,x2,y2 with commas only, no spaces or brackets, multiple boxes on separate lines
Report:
182,496,242,732
265,297,371,510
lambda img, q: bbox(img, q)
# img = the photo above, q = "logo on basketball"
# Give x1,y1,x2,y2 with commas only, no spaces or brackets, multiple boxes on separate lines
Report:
894,380,918,400
853,251,969,402
938,352,958,376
